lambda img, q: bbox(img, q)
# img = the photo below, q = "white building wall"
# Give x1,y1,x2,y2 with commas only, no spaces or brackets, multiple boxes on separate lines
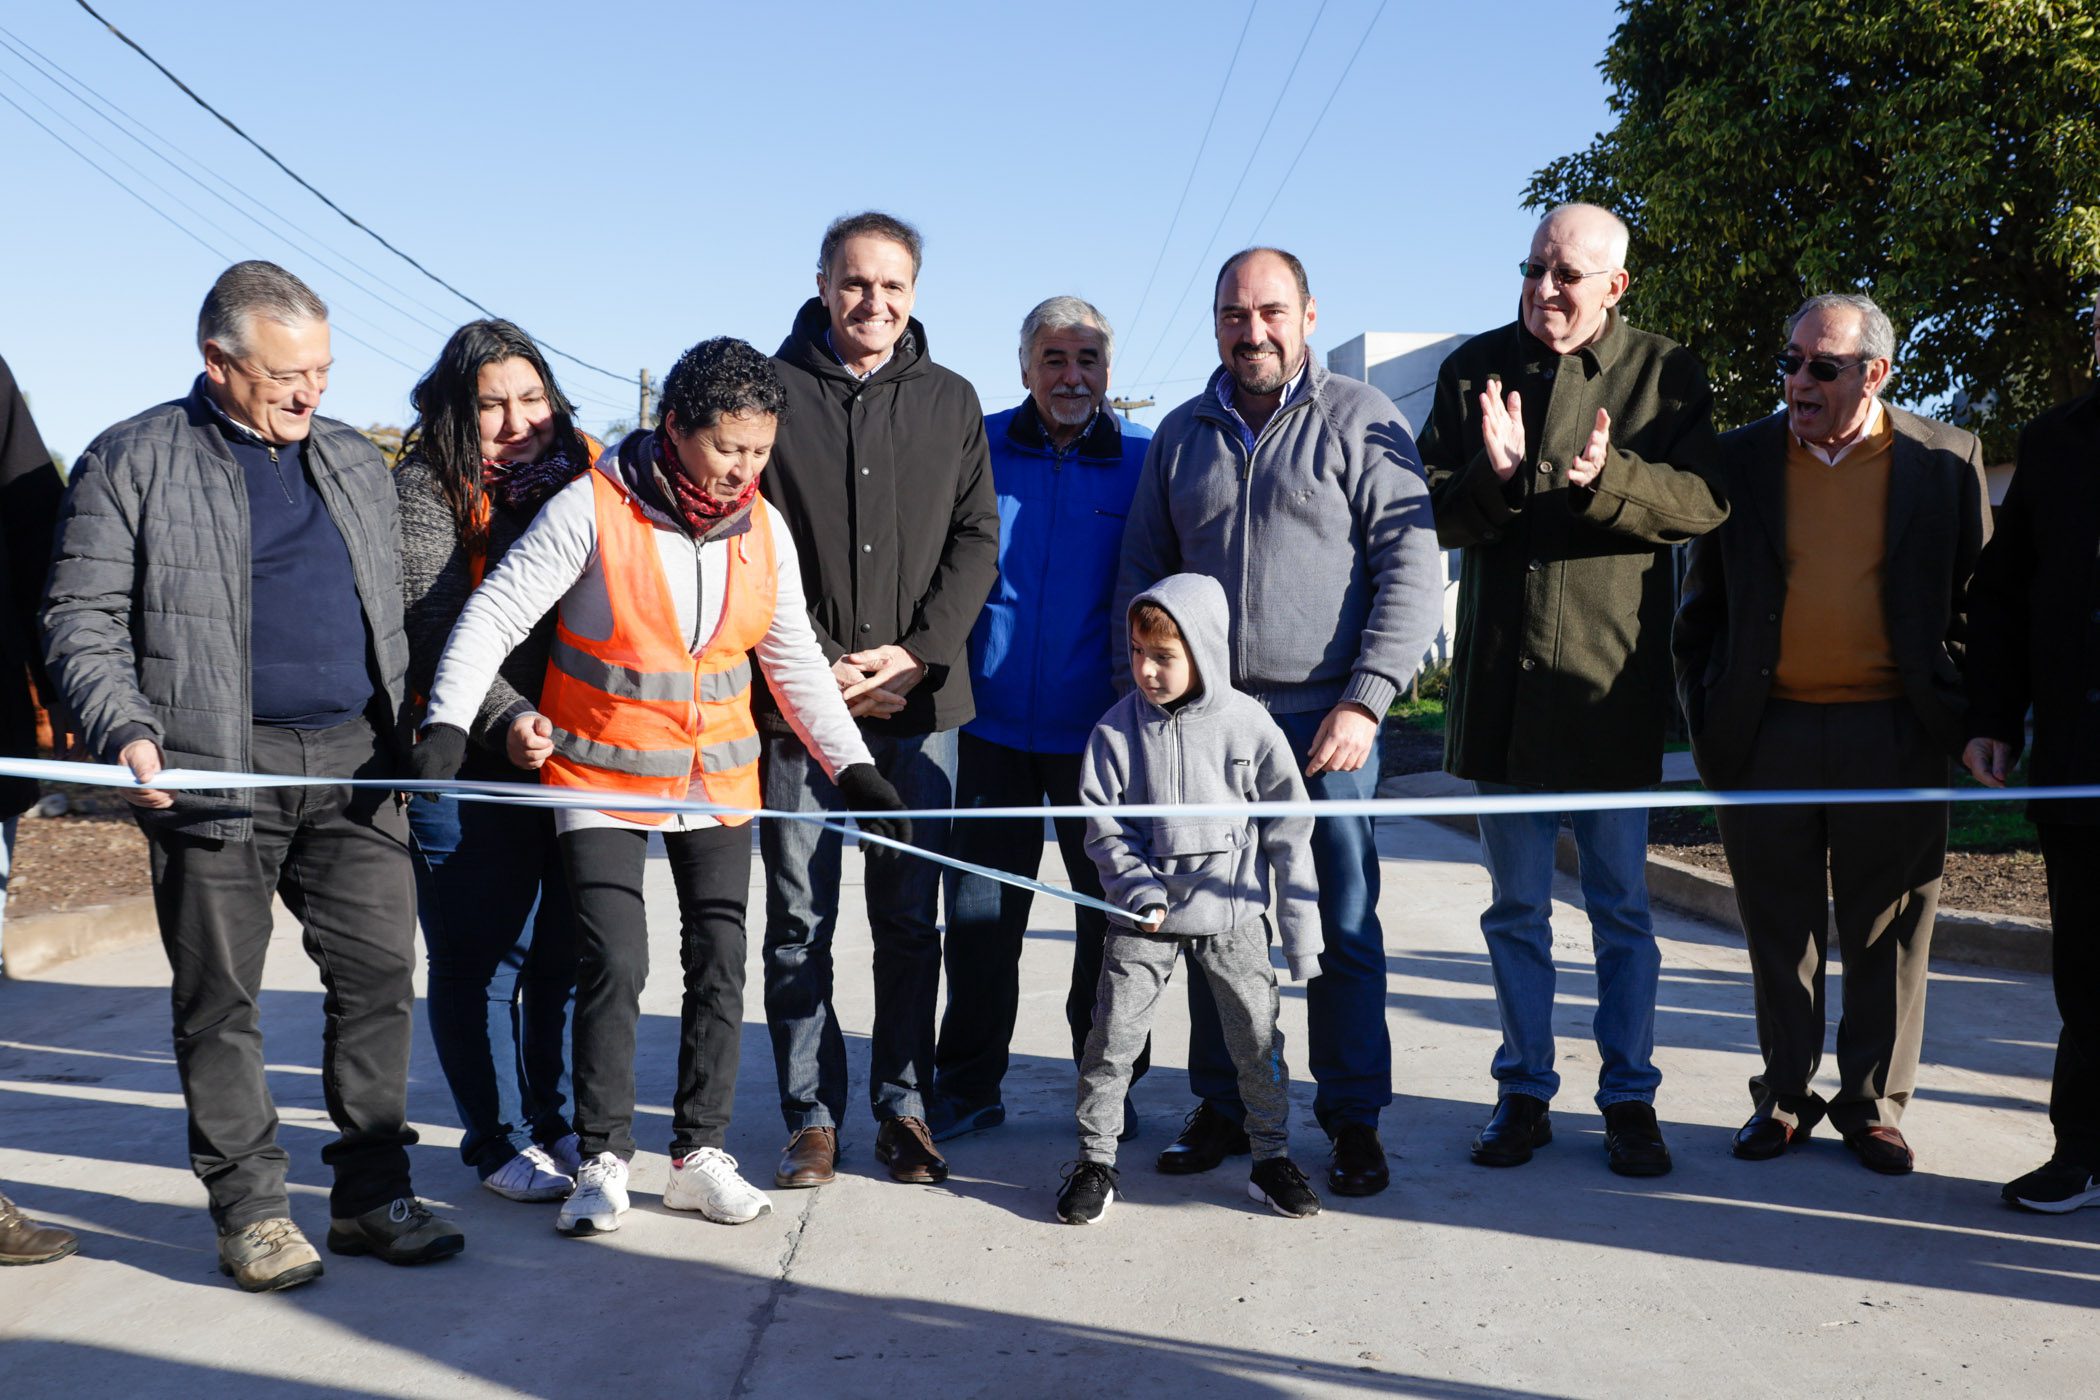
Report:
1327,332,1470,675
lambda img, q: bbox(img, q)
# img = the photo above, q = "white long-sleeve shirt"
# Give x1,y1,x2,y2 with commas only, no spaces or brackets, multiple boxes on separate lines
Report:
426,472,871,831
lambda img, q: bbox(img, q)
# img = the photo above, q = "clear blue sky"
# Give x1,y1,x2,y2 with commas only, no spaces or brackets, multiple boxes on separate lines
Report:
0,0,1625,460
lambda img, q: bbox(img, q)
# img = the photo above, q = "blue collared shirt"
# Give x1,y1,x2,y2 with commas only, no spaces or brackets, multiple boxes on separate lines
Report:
825,328,896,383
1215,361,1309,455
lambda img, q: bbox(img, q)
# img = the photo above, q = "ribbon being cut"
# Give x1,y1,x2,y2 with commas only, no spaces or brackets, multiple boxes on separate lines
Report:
7,754,2094,923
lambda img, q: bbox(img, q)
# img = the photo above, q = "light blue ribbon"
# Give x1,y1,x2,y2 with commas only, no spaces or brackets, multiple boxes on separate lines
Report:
9,755,2093,922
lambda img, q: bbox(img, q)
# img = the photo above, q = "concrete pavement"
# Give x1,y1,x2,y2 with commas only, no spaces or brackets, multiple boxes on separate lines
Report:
0,813,2092,1398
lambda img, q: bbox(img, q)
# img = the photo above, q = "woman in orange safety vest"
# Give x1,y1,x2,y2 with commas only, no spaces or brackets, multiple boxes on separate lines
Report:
413,337,908,1239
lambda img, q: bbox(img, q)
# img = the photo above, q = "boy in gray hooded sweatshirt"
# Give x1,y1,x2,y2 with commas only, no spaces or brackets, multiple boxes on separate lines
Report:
1064,572,1323,1224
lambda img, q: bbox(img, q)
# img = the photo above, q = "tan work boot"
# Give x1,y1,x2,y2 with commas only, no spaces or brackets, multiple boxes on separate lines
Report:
0,1190,78,1265
217,1217,324,1292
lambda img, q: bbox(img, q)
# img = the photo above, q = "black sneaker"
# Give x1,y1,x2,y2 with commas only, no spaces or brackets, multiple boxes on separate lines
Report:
1156,1103,1251,1175
2002,1158,2100,1214
1056,1161,1119,1225
1248,1158,1322,1218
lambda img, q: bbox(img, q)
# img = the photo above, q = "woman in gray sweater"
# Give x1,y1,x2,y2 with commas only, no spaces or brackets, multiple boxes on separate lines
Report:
397,320,597,1204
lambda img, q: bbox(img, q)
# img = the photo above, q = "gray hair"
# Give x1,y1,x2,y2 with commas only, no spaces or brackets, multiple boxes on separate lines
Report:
196,260,328,358
1787,292,1896,364
1018,296,1114,368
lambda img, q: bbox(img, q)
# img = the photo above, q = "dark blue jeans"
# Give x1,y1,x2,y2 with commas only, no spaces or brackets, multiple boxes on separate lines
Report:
935,731,1147,1108
1185,707,1390,1134
407,795,577,1176
760,728,956,1131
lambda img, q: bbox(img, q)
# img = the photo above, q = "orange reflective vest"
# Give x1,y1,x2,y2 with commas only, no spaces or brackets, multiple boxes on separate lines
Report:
538,468,776,825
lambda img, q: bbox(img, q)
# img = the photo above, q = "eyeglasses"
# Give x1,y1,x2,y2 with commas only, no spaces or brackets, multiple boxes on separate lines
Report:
1774,354,1867,382
1517,260,1615,284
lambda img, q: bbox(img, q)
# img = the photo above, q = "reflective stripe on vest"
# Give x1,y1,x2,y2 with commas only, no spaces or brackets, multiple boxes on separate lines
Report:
538,464,777,825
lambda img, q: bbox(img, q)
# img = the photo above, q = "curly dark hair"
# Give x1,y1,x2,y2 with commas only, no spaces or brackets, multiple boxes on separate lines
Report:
402,319,586,548
658,337,790,434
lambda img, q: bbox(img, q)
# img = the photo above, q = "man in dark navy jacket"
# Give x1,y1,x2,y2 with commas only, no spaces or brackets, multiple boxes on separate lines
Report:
927,296,1151,1142
1964,289,2100,1215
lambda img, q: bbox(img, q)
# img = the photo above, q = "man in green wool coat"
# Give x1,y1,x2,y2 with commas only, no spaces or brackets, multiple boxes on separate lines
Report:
1418,202,1726,1179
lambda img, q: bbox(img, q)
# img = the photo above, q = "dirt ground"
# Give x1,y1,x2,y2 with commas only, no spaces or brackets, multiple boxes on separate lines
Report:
1384,717,2052,922
6,793,151,918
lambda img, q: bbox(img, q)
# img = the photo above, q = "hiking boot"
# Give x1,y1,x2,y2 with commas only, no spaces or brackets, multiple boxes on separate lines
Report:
326,1197,465,1265
0,1191,77,1266
665,1147,773,1224
1056,1161,1119,1225
217,1217,323,1292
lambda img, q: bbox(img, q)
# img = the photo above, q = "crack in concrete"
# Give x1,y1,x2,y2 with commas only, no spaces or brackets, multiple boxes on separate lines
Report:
729,1186,821,1397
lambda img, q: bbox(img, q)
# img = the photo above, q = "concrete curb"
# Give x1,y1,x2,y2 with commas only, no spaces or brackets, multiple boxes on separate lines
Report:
2,895,159,981
1377,773,2052,975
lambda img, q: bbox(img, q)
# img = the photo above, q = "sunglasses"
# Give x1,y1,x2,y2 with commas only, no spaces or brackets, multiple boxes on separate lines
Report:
1775,354,1867,382
1517,260,1615,284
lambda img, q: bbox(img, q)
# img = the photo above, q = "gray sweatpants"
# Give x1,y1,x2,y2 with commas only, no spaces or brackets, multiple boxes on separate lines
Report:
1077,918,1288,1164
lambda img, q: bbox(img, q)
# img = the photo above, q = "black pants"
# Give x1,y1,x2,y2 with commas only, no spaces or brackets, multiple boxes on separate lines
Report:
1715,698,1946,1134
563,822,750,1161
2039,823,2100,1164
146,718,418,1233
934,732,1147,1108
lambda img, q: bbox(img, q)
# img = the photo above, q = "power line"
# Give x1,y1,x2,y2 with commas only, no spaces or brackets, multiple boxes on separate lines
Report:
1122,0,1333,393
0,20,459,330
0,57,432,360
0,84,421,375
1141,0,1394,396
1116,1,1258,364
71,0,636,389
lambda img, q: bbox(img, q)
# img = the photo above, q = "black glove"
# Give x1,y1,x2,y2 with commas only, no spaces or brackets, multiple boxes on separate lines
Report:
837,763,912,846
408,724,468,784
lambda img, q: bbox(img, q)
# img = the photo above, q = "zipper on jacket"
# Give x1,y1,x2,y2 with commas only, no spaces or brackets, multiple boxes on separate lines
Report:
266,445,296,506
1027,447,1070,749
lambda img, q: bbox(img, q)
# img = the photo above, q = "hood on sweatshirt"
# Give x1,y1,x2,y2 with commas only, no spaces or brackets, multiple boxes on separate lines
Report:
1128,572,1234,719
597,428,755,545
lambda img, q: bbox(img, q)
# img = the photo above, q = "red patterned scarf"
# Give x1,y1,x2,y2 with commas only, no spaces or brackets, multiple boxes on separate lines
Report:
657,432,760,533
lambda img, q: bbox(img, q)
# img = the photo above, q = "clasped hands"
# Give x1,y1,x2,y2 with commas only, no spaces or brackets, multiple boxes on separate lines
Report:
1478,377,1611,488
835,643,925,718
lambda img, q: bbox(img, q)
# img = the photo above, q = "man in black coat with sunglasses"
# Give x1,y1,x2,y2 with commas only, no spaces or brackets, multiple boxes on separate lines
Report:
1676,292,1989,1178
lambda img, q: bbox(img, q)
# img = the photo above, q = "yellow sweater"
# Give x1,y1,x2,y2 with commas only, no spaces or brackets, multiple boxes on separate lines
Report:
1772,412,1902,703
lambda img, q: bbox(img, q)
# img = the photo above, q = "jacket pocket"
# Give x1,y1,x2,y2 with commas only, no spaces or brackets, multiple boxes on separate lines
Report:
1145,819,1248,931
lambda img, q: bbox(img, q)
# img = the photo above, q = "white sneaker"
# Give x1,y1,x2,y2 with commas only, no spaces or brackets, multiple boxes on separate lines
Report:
483,1145,572,1203
664,1146,773,1224
557,1152,630,1236
545,1133,583,1179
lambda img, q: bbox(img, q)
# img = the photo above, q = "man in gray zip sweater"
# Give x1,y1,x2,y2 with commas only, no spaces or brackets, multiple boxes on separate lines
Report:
1113,247,1442,1196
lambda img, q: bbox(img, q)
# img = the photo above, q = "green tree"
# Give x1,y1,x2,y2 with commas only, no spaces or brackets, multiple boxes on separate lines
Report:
361,424,406,468
1528,0,2100,459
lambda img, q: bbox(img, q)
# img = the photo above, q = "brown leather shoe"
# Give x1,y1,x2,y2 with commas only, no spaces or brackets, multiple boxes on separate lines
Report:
0,1191,78,1266
875,1116,949,1185
774,1127,838,1189
1842,1125,1915,1175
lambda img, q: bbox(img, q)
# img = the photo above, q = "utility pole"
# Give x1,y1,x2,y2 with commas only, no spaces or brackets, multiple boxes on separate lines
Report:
638,368,656,428
1109,395,1154,422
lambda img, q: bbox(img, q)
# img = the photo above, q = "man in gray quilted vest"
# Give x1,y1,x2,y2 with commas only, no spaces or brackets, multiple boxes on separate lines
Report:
41,261,462,1292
